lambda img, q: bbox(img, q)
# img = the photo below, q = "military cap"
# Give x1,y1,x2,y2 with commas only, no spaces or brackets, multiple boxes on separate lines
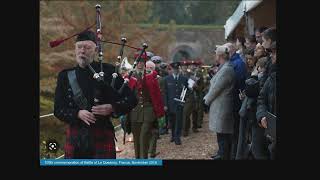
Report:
146,51,154,59
160,62,168,69
151,56,162,64
191,60,202,66
180,60,190,66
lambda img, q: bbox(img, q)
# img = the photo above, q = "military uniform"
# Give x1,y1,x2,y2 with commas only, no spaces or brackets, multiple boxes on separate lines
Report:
164,62,188,145
148,72,165,157
128,68,165,159
158,63,169,135
181,61,199,136
54,61,137,159
181,72,197,136
192,67,205,129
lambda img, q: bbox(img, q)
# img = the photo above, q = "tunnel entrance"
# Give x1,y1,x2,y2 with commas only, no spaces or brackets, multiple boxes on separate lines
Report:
171,45,196,62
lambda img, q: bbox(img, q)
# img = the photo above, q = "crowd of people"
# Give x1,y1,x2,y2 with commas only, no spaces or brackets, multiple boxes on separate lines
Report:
53,26,277,160
204,26,277,160
118,26,277,160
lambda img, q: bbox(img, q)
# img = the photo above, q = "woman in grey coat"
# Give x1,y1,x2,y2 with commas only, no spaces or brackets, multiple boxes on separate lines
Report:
204,45,236,160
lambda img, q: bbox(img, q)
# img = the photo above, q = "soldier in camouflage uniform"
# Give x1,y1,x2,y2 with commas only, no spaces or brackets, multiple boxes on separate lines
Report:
191,61,206,129
181,61,199,137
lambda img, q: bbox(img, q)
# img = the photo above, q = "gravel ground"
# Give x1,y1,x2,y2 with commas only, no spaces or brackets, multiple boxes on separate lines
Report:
115,114,218,159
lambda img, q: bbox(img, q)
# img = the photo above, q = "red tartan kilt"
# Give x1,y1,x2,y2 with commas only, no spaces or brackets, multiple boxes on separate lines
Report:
64,125,116,159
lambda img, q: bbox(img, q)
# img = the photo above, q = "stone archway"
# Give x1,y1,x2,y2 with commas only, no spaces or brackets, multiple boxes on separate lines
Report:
170,45,196,63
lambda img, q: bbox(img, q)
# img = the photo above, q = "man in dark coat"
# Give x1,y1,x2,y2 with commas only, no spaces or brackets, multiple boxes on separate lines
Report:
256,41,277,160
54,30,137,159
163,62,188,145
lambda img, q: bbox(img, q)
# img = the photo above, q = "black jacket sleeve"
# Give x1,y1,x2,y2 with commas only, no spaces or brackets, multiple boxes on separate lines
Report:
53,71,81,125
256,76,270,123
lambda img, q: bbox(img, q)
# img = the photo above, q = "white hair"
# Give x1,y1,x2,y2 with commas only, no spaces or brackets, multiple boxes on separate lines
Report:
224,42,236,57
224,42,234,50
146,60,156,70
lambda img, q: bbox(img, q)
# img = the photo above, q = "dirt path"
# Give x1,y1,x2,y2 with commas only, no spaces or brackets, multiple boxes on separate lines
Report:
115,114,218,159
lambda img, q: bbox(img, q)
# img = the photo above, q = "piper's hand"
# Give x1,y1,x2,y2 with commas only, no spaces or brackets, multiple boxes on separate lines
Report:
78,110,97,126
164,106,168,112
124,78,129,83
112,73,118,79
92,104,114,116
259,117,268,129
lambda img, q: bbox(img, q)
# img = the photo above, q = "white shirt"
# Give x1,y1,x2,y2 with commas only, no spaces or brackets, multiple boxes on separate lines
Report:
173,73,179,80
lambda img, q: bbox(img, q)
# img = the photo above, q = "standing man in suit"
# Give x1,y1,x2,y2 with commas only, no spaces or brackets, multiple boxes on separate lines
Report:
163,62,188,145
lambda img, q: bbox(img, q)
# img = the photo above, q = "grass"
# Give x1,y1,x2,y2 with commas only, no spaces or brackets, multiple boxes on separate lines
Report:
40,96,54,116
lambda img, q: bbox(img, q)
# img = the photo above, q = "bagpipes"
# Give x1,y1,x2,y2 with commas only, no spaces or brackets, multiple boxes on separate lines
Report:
49,4,149,144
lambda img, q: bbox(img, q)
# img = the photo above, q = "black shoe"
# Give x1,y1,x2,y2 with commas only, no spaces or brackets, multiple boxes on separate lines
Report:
192,128,199,133
212,155,222,160
170,137,174,142
183,132,189,137
150,152,160,158
198,125,202,128
211,154,219,159
175,138,181,145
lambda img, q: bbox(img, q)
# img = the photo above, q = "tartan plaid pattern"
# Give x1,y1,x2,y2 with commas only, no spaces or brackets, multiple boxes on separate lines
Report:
64,124,116,159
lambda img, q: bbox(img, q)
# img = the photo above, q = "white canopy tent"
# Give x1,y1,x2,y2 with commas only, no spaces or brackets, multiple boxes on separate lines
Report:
224,0,263,39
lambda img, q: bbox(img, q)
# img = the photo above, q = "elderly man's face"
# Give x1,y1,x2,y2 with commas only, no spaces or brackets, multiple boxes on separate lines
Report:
75,40,96,68
146,62,155,74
